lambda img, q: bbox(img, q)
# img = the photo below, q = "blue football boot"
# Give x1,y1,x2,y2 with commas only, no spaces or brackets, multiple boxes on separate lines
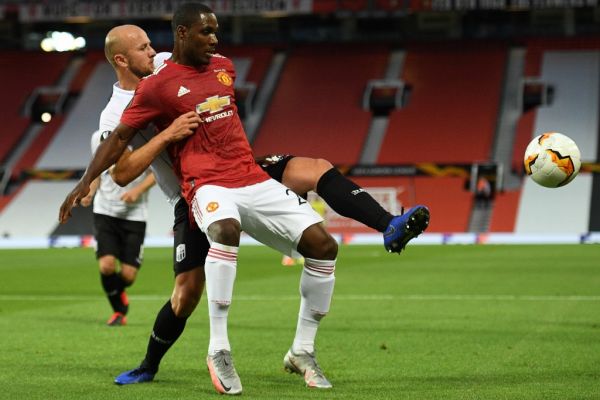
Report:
383,205,430,253
114,367,156,385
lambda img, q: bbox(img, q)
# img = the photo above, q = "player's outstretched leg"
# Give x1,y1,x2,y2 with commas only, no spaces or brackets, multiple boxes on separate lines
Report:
309,165,429,254
283,349,332,389
383,205,430,253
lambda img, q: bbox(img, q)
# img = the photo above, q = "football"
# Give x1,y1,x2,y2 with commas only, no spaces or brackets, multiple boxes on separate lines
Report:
523,132,581,188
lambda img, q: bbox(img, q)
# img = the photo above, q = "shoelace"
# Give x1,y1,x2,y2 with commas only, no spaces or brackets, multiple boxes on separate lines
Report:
299,352,325,377
213,351,238,380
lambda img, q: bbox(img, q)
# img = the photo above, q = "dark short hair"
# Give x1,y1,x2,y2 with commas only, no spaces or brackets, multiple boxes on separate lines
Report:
172,3,214,32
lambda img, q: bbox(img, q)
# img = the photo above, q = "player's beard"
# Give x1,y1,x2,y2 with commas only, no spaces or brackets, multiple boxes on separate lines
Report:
130,63,153,79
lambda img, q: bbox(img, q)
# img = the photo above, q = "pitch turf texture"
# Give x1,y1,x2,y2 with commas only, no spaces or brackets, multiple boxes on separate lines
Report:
1,244,599,399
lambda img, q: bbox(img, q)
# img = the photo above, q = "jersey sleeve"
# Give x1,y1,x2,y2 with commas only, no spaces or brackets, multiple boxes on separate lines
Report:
90,130,102,154
120,79,162,131
225,56,236,84
154,52,172,69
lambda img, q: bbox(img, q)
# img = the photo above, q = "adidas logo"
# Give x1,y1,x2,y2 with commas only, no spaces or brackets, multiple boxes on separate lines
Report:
177,86,190,97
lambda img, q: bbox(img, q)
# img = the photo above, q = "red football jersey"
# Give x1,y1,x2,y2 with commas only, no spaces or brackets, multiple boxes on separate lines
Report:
121,55,269,204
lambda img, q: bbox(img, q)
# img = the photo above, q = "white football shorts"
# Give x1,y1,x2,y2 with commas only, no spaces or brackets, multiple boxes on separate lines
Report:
191,179,324,256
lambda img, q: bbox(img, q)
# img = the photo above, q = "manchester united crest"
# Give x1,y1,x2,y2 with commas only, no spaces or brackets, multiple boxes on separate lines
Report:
206,202,219,212
217,71,233,86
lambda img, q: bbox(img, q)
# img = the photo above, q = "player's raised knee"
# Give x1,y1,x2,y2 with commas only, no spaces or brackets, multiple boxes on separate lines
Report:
313,158,334,175
319,235,338,259
297,224,338,260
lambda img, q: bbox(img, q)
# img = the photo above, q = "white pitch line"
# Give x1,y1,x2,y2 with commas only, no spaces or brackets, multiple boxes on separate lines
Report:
0,294,599,302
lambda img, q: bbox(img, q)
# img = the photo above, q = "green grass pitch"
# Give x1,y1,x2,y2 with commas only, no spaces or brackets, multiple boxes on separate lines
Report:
0,244,599,399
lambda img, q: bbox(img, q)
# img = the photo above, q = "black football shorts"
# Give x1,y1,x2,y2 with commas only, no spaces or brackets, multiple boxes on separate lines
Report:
172,198,210,276
93,213,146,268
256,154,294,183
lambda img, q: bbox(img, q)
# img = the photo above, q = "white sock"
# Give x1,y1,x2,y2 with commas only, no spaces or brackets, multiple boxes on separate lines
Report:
292,258,336,354
205,242,238,355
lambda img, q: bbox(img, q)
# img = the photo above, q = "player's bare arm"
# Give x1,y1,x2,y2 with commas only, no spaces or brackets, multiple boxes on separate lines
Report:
111,111,199,186
58,122,138,223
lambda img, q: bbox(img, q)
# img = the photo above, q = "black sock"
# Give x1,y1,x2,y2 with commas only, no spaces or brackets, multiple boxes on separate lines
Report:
316,168,394,232
140,300,188,373
119,272,134,288
100,272,128,314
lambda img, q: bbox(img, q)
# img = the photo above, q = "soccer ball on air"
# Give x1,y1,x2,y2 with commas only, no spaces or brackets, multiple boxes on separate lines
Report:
523,132,581,188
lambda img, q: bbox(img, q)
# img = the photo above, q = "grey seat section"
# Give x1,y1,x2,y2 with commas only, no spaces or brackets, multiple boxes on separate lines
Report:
516,51,599,233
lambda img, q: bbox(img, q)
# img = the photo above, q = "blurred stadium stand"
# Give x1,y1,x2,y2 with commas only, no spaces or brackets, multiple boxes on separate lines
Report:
1,0,600,243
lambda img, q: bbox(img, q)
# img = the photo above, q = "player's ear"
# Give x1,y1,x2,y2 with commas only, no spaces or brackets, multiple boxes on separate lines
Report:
114,53,127,68
176,25,187,40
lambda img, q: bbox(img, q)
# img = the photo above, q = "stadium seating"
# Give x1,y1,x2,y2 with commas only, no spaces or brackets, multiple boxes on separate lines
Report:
0,51,71,163
514,40,600,233
378,42,507,164
68,50,106,94
488,190,521,232
510,110,536,175
35,62,114,169
0,48,275,237
374,43,507,231
348,176,473,233
252,44,390,164
510,37,600,175
221,45,274,86
2,37,599,237
11,115,65,179
312,0,369,13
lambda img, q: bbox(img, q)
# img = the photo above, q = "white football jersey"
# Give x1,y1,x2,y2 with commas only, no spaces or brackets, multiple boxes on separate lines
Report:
98,52,181,207
90,130,150,221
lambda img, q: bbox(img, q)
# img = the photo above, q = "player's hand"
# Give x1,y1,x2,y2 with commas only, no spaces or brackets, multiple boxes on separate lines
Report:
58,180,91,223
120,190,140,203
79,194,93,207
162,111,201,142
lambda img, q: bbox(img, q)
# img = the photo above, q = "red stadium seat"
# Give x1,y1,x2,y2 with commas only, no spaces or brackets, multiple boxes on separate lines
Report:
253,44,389,164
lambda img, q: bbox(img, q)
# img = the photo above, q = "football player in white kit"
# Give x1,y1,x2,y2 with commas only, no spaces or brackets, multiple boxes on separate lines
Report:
80,130,155,326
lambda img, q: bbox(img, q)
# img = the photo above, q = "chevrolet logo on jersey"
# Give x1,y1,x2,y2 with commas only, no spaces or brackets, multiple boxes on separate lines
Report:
196,95,231,114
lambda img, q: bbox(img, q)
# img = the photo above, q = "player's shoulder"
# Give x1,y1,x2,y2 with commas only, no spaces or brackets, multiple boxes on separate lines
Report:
211,53,233,68
99,83,131,129
106,84,132,108
154,52,172,69
212,53,227,60
134,68,164,98
139,60,171,87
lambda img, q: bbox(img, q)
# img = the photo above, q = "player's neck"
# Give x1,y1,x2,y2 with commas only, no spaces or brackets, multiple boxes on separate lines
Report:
117,71,141,91
170,46,207,69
